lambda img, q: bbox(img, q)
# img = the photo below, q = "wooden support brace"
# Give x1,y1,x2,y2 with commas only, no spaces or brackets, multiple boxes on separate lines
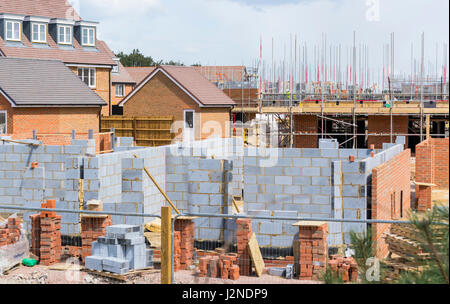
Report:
133,154,180,214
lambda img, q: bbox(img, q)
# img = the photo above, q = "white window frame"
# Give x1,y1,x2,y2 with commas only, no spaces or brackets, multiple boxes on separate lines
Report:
0,110,7,134
81,27,95,46
31,22,47,43
115,83,125,97
5,20,21,41
57,25,72,45
183,109,195,142
78,67,96,88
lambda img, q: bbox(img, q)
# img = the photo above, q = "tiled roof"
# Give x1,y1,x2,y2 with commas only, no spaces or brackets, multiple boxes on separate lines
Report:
0,0,114,65
125,67,156,84
120,66,236,107
112,62,136,84
0,35,116,66
0,0,81,20
0,57,106,106
194,66,246,82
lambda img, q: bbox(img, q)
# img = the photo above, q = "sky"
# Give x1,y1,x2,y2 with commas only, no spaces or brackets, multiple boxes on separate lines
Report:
73,0,449,77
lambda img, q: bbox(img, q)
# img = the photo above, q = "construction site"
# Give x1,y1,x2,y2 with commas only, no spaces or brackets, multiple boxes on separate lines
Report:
0,0,449,289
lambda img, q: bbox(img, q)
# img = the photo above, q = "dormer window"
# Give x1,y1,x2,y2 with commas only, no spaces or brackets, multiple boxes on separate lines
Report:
112,58,120,73
32,23,47,43
5,20,21,41
82,27,95,46
58,25,72,44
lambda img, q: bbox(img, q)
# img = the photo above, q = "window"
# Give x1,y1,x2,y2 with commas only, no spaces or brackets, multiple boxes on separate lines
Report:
78,67,96,88
0,111,7,134
5,20,21,41
112,58,120,73
58,25,72,44
32,23,47,43
185,111,194,129
81,27,95,46
115,84,125,97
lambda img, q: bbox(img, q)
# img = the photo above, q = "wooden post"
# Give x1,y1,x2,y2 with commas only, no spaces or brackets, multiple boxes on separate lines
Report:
161,206,172,284
426,114,431,139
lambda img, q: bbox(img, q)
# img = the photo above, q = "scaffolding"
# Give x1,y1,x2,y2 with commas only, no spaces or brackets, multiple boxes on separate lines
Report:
226,32,449,148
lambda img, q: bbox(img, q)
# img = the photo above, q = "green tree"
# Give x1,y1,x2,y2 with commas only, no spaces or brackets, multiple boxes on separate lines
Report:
115,49,157,67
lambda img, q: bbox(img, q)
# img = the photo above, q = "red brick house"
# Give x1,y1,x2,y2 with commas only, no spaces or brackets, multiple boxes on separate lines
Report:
0,0,122,116
119,66,236,141
0,57,106,136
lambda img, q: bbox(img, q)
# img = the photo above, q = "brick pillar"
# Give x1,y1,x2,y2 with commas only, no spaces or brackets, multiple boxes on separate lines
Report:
294,115,318,148
368,116,408,149
174,218,195,271
297,222,328,280
415,140,434,211
236,218,252,276
39,199,62,266
30,214,41,258
81,215,112,263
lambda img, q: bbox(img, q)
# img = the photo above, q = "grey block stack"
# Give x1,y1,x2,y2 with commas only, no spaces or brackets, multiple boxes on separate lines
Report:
85,224,153,274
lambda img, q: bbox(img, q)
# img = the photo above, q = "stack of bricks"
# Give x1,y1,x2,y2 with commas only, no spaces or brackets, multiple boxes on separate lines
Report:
174,218,195,271
81,215,112,263
236,218,252,276
328,255,358,282
198,253,240,280
39,199,62,266
30,214,41,257
0,217,23,247
297,222,328,280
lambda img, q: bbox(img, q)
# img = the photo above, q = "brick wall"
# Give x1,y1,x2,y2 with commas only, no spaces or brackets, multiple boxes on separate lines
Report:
123,71,231,141
0,94,101,135
415,138,449,211
371,149,411,258
294,115,318,148
368,116,408,149
111,83,134,106
69,66,111,117
431,138,449,188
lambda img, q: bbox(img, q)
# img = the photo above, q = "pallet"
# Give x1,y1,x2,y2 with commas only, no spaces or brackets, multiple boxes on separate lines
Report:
83,267,157,281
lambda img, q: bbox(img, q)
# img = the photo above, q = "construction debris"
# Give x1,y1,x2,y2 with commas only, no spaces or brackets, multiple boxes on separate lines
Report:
328,255,358,282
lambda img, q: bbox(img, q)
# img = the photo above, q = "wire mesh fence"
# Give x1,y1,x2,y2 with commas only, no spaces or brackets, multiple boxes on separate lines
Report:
1,204,447,284
0,204,160,283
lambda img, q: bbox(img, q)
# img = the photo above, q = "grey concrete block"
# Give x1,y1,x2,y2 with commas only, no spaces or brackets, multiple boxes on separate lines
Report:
275,176,292,185
268,267,285,277
92,241,108,257
312,177,330,186
107,244,125,259
302,167,320,176
85,256,103,271
302,149,320,157
312,158,329,167
283,185,301,194
343,197,366,209
260,222,282,234
293,176,311,185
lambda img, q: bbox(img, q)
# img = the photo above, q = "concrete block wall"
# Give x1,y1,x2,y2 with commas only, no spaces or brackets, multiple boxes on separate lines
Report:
248,209,300,248
94,146,166,223
186,158,233,240
0,140,91,235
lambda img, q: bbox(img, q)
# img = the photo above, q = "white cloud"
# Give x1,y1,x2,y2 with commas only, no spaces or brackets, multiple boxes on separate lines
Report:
76,0,448,75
